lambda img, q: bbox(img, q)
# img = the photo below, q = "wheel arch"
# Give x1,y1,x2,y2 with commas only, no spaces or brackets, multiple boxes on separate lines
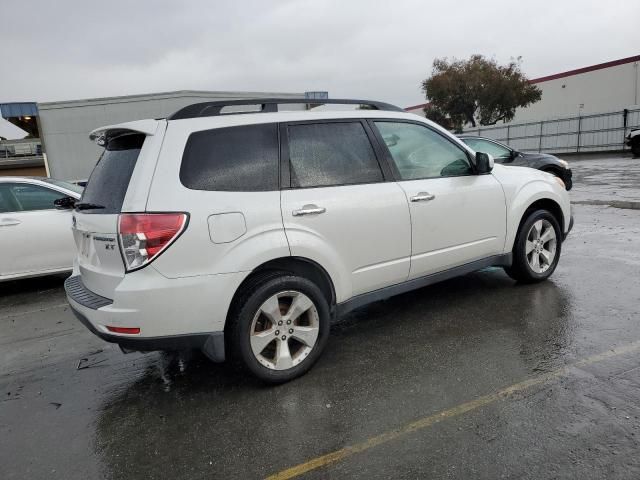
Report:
227,256,337,329
520,198,565,233
504,180,569,252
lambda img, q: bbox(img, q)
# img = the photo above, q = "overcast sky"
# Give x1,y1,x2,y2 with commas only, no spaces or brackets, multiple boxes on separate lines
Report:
1,0,638,138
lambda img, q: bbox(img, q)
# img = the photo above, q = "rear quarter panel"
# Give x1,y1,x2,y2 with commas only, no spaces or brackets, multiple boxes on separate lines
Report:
145,118,290,279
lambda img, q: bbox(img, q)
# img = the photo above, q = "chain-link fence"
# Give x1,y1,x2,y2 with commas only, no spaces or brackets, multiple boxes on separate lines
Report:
462,107,640,154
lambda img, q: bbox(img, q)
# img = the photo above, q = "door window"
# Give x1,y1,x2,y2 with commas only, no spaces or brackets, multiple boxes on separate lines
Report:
8,183,66,211
375,122,473,180
0,184,19,213
461,138,511,159
287,122,383,188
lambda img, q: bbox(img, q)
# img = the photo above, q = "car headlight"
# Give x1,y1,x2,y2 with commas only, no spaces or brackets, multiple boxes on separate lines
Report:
554,176,566,189
558,159,569,169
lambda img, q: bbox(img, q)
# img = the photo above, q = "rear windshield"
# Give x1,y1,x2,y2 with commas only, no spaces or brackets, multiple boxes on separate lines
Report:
79,133,145,214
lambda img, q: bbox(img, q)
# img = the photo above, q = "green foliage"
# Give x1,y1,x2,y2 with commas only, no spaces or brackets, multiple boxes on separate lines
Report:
421,55,542,130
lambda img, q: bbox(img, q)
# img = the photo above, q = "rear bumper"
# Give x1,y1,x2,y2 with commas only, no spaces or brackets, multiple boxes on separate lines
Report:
68,304,224,360
63,273,238,362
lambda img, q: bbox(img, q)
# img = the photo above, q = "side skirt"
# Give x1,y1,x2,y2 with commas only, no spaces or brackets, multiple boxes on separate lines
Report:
335,253,512,317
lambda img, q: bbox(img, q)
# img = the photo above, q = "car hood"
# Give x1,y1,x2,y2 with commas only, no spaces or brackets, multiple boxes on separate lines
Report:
492,163,557,184
519,152,560,162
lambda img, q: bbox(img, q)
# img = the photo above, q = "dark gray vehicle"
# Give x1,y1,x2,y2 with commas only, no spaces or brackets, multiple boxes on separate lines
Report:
459,136,572,190
626,128,640,157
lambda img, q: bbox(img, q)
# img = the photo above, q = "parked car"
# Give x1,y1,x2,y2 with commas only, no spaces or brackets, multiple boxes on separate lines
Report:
64,98,572,383
458,136,572,190
626,128,640,157
0,177,82,281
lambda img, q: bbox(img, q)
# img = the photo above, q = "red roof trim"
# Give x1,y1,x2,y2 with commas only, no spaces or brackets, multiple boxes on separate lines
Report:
530,54,640,84
405,102,429,111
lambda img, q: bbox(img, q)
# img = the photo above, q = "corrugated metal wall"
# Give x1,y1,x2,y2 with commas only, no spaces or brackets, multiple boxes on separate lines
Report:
463,107,640,154
39,91,305,180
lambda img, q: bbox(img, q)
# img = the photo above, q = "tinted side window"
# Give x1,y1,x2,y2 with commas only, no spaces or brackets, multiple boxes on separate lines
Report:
375,122,472,180
180,123,279,191
81,133,145,214
10,184,66,211
288,122,383,188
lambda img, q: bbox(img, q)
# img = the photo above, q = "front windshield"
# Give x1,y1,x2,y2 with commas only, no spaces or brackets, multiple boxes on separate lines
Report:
40,178,84,195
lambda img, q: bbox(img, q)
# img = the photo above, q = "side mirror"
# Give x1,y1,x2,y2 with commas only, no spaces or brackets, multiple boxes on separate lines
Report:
475,152,494,174
54,196,76,210
510,150,520,160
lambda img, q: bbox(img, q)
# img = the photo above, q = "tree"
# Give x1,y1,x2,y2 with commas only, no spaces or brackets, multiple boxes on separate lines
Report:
422,104,461,131
421,55,541,131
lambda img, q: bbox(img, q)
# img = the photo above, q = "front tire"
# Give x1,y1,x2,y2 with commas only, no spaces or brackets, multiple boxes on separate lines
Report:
227,271,330,384
631,140,640,158
504,209,562,283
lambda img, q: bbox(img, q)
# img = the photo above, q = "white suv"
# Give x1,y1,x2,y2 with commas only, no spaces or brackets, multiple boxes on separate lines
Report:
65,98,572,383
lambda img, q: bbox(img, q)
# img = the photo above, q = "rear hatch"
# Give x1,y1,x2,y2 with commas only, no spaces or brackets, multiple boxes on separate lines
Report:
72,124,157,298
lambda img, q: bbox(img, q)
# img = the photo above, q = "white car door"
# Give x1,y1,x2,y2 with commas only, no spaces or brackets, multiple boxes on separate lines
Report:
371,121,506,280
280,120,412,300
0,182,76,277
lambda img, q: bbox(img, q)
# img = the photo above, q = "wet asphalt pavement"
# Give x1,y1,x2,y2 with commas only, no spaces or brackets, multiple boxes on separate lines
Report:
2,153,640,479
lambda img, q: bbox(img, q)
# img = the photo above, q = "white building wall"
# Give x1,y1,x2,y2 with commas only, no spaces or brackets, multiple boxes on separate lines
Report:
512,60,640,122
39,90,305,180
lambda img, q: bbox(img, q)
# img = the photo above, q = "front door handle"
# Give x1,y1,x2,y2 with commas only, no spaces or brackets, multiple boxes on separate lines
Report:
410,192,436,202
293,205,326,216
0,218,21,226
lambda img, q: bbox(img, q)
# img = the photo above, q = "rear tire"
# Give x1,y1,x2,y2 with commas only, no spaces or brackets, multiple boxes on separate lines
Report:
631,140,640,158
227,271,330,384
504,209,562,283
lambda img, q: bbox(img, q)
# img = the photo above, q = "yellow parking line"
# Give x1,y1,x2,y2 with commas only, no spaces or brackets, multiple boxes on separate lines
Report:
266,340,640,480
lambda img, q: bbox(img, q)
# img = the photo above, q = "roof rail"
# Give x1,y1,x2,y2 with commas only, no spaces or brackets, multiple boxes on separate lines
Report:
167,98,403,120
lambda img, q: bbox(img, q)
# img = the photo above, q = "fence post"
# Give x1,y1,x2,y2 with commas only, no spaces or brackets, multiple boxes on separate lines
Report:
506,125,510,144
622,109,628,151
538,121,543,153
576,115,582,153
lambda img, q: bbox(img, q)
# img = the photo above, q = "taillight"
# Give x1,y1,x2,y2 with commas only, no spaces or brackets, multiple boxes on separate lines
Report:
118,213,188,271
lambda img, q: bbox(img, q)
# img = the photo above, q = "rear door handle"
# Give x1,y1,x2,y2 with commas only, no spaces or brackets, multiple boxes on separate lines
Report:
0,218,21,226
292,205,326,216
410,192,436,202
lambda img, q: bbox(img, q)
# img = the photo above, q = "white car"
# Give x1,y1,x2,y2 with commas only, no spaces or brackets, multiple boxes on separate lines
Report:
0,177,82,281
64,98,572,383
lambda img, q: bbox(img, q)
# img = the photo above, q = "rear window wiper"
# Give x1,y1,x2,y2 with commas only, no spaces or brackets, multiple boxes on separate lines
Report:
75,202,105,210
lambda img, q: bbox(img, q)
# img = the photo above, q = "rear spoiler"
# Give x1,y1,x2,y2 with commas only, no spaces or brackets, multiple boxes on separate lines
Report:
89,119,161,146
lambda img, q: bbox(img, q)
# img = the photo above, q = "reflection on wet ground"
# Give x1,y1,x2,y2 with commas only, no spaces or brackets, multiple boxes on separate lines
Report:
1,154,640,479
570,154,640,206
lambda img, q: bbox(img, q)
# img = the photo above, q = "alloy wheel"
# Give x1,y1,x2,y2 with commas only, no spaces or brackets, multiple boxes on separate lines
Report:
249,290,320,370
526,219,557,273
